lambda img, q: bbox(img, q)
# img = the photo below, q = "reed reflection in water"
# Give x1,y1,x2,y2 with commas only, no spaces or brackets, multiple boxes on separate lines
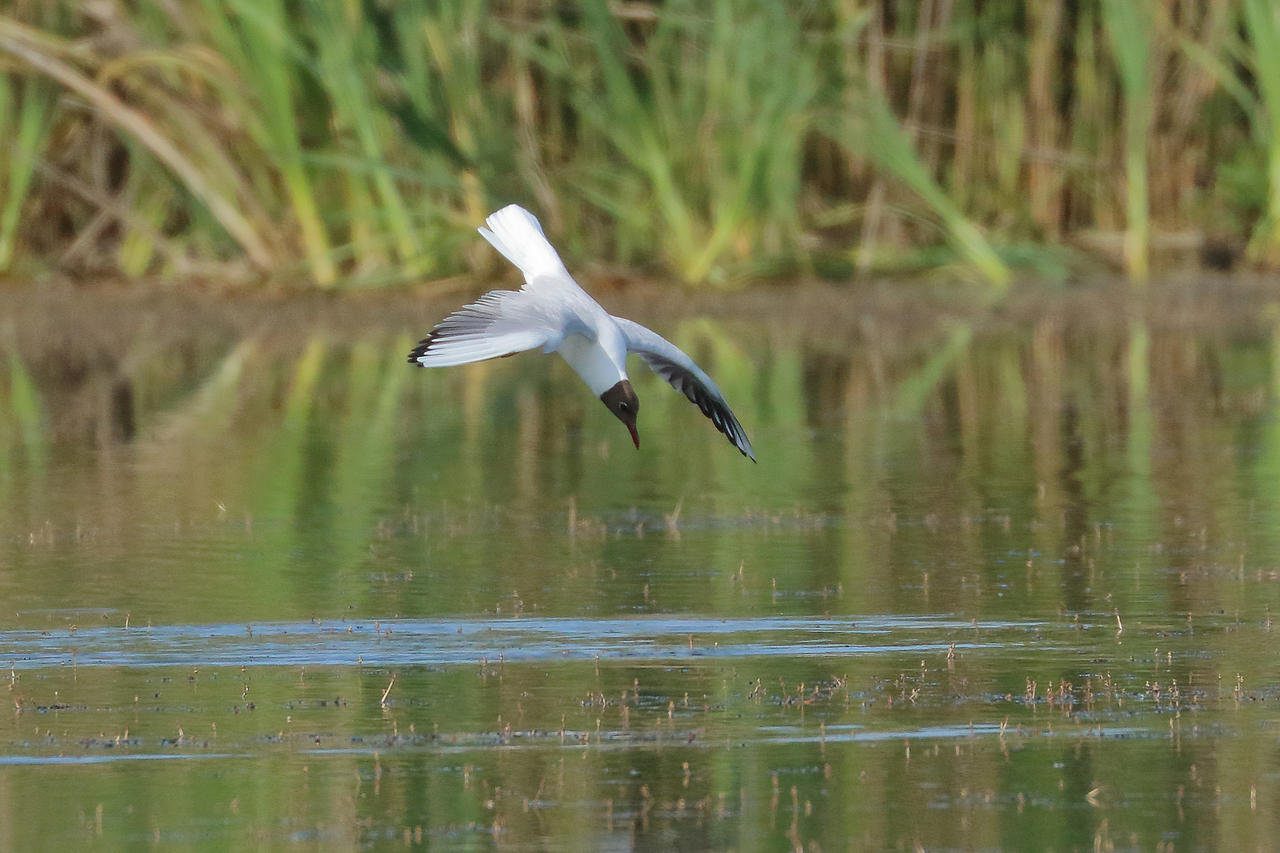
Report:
1,279,1279,849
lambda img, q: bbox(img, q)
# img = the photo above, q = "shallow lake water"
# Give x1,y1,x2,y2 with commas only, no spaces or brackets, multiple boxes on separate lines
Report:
3,278,1280,850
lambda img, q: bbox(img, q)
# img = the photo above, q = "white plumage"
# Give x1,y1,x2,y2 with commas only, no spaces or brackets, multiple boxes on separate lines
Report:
476,204,571,283
409,204,755,461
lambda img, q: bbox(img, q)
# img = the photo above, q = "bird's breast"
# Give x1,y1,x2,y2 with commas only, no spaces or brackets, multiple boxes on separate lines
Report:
557,333,628,396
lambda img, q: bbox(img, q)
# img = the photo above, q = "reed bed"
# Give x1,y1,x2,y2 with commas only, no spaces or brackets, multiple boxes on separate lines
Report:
0,0,1269,289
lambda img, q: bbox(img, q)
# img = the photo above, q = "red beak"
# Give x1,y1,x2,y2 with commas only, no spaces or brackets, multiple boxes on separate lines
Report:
627,422,640,449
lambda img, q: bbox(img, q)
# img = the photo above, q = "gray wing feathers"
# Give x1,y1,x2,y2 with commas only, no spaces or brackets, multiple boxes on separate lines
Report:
614,317,756,461
411,205,598,369
408,289,561,367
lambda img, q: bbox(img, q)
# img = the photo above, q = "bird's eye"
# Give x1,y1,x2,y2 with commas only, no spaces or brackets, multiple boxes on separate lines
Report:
618,402,630,412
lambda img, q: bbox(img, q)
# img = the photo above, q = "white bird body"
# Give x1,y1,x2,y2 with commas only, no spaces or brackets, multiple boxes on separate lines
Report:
556,329,626,396
409,205,755,460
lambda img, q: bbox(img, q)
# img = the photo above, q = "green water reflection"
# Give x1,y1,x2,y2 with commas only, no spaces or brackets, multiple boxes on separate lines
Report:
2,281,1280,850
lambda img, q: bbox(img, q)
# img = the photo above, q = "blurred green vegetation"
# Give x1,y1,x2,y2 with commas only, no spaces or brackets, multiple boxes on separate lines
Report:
3,279,1279,623
0,0,1272,288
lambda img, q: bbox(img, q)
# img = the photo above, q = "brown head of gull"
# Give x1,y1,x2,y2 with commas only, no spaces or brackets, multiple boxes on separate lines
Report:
600,379,640,448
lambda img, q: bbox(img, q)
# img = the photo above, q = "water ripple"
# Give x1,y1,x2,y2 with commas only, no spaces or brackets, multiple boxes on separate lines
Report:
0,615,1048,669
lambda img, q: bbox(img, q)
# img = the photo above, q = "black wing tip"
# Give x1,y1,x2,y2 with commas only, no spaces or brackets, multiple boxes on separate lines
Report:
406,332,439,365
701,391,755,462
730,432,756,462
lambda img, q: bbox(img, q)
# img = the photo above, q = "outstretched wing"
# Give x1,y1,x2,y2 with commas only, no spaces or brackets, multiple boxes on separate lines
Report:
411,205,597,367
613,317,756,461
408,289,564,367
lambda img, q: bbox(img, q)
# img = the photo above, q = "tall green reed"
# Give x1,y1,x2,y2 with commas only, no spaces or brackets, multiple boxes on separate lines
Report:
949,1,1029,233
1241,0,1280,265
1102,0,1155,285
0,0,1271,287
0,74,54,273
375,0,516,254
570,0,817,284
0,16,277,273
198,0,336,284
1024,1,1064,238
306,2,418,269
825,91,1011,292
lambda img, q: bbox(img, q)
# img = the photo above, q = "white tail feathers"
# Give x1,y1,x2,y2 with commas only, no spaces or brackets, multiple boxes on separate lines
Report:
478,204,570,282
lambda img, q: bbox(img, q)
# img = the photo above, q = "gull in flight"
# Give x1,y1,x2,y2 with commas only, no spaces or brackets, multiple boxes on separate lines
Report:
408,204,755,460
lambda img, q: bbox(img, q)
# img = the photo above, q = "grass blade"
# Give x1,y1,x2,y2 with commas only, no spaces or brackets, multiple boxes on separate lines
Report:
1242,0,1280,264
1101,0,1154,284
0,74,54,272
0,19,276,272
825,92,1011,292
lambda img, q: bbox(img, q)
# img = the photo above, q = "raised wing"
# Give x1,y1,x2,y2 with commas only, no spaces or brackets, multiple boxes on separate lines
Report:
613,316,756,461
478,204,590,299
408,288,564,367
412,205,594,368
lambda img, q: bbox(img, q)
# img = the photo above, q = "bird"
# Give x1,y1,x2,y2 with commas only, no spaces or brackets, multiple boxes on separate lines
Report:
408,204,755,461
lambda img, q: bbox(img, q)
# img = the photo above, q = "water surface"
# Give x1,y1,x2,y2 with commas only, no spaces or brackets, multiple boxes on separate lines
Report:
3,279,1280,850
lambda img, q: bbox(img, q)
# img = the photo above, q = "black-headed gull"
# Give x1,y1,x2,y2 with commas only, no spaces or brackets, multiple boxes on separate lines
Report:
408,205,755,461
